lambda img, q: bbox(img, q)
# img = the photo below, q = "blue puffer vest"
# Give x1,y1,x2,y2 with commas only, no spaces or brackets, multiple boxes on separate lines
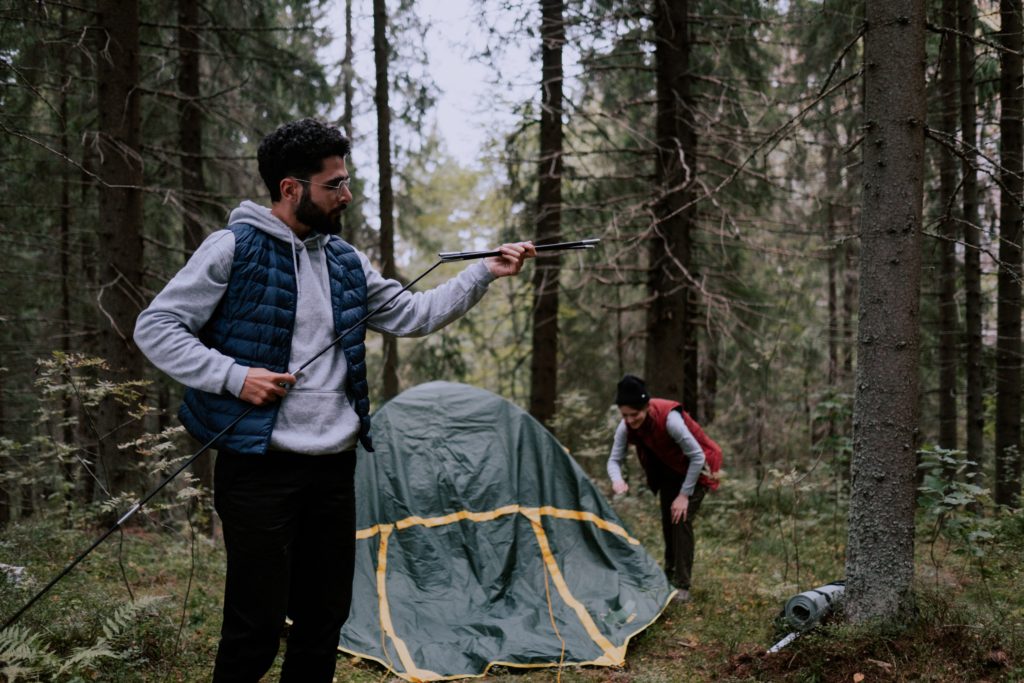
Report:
178,224,373,454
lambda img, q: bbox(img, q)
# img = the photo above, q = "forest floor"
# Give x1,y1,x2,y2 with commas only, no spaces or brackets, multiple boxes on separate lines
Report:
0,469,1022,682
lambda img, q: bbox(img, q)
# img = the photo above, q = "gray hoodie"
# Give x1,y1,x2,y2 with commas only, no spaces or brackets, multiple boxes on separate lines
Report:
134,200,496,454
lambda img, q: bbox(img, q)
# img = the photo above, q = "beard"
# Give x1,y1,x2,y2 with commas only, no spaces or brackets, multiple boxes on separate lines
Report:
296,188,343,236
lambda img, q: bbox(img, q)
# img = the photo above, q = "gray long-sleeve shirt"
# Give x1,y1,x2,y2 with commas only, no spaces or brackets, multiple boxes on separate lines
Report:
606,410,706,496
134,200,496,455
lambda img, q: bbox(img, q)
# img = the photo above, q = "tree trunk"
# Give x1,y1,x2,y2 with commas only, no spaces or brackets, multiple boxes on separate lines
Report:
700,324,718,424
343,0,355,147
60,4,78,507
341,0,358,246
528,0,564,427
937,0,960,455
178,0,214,532
959,0,984,480
373,0,399,400
646,0,698,408
995,0,1023,507
845,0,925,624
842,237,857,377
178,0,205,256
825,129,840,390
95,0,145,496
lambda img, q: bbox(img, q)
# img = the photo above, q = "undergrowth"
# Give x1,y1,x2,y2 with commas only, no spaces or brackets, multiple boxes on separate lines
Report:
1,389,1022,681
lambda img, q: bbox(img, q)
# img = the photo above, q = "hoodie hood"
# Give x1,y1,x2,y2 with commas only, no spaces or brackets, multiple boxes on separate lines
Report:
228,200,329,248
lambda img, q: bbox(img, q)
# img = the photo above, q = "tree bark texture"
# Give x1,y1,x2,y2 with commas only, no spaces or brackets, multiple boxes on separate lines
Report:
343,0,355,146
995,0,1023,507
177,0,214,530
59,5,79,502
95,0,145,495
959,0,984,478
342,0,358,246
373,0,399,400
646,0,698,410
178,0,205,256
937,0,959,453
825,130,840,389
845,0,925,624
529,0,564,426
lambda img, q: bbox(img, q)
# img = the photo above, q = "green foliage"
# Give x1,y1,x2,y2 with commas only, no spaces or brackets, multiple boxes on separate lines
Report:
1,352,203,528
548,389,616,463
917,446,997,560
0,596,165,682
1,468,1021,681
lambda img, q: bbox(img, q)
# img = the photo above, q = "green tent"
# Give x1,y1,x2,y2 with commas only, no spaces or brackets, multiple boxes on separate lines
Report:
338,381,673,681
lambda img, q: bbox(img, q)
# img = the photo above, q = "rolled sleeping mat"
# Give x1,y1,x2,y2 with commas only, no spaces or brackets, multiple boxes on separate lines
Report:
783,581,845,630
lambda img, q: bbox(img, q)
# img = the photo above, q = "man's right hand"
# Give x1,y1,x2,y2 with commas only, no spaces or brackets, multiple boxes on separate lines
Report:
612,480,629,496
239,368,297,406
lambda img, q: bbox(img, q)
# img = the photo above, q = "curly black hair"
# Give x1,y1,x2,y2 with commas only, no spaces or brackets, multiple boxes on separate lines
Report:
257,118,351,201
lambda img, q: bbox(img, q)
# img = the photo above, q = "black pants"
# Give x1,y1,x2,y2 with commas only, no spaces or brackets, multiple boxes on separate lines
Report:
212,449,357,683
658,483,707,590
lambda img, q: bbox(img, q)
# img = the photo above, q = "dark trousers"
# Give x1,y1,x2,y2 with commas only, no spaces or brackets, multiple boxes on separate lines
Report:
658,483,707,590
212,449,357,683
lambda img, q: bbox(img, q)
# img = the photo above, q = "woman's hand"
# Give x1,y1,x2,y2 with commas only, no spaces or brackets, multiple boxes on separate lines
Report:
670,493,690,524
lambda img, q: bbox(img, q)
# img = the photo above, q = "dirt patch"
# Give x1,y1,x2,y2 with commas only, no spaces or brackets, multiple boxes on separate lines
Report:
720,620,1013,683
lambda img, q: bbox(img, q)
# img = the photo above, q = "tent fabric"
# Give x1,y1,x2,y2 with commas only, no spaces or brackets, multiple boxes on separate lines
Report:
337,381,674,682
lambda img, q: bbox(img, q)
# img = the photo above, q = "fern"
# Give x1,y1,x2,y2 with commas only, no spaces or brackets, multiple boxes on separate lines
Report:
0,624,57,681
101,595,165,643
54,641,119,676
0,596,166,681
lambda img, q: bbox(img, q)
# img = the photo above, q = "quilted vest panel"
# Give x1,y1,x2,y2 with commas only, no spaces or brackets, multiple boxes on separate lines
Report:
179,224,372,454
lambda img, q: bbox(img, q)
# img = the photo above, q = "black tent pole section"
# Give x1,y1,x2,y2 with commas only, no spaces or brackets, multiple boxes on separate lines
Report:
439,237,599,262
1,237,599,631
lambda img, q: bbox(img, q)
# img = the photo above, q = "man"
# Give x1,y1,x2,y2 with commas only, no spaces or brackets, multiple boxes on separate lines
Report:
134,118,535,682
606,374,710,602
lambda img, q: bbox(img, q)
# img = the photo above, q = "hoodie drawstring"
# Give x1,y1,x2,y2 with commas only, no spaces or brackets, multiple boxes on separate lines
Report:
290,232,301,297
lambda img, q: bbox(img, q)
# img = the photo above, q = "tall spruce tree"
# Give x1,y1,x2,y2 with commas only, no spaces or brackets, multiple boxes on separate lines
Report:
529,0,565,426
845,0,926,623
374,0,400,400
936,0,960,454
959,0,984,478
645,0,698,409
995,0,1023,507
95,0,146,496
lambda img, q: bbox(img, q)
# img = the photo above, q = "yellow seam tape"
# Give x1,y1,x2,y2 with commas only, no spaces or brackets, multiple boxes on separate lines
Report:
394,504,522,530
358,503,636,678
375,524,441,682
520,508,626,666
532,506,640,545
358,505,638,546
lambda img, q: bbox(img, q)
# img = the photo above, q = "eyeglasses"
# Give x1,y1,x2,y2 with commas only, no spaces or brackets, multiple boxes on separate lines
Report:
293,177,351,195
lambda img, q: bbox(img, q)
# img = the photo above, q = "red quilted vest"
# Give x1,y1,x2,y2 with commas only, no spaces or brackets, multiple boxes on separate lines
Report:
625,398,722,492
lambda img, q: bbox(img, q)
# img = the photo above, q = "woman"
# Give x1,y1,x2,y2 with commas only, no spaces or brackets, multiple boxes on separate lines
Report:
606,374,714,602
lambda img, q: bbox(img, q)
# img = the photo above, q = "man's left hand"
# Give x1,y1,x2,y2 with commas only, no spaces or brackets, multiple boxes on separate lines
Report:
670,493,690,524
485,241,536,277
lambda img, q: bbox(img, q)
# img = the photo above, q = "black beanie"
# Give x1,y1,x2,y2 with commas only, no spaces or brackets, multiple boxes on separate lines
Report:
615,374,649,407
